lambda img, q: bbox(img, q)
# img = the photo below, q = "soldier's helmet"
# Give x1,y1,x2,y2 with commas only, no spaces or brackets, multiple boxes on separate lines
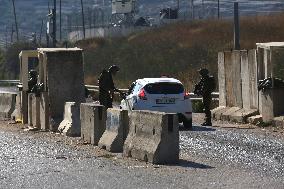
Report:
108,65,120,73
198,68,209,76
29,70,38,77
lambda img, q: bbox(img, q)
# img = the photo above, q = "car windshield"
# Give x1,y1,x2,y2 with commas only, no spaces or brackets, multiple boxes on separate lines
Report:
144,82,184,94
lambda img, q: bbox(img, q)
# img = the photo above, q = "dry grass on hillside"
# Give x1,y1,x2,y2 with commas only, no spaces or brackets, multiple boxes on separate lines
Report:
76,13,284,89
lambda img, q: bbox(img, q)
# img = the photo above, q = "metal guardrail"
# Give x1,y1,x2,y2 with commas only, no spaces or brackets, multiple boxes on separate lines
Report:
0,80,20,87
0,80,20,84
85,85,219,100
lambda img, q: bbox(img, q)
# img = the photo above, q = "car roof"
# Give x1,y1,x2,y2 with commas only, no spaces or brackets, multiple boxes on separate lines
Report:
136,78,183,86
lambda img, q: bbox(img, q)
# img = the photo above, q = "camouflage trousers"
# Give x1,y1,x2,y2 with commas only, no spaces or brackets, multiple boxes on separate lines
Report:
203,94,212,123
99,90,113,108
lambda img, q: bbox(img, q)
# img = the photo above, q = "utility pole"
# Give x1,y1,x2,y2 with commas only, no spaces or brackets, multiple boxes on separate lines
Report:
11,0,19,42
218,0,220,19
202,0,204,18
234,2,240,50
177,0,179,18
87,7,92,29
191,0,194,20
60,0,62,41
53,0,57,47
5,26,8,48
11,24,14,43
80,0,86,39
39,19,44,45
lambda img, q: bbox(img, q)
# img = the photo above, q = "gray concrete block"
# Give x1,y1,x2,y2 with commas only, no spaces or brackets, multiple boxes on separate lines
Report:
28,94,40,128
58,102,81,137
247,115,263,125
38,49,86,131
123,111,179,165
218,52,226,107
213,107,231,120
248,50,258,109
0,93,16,118
273,116,284,128
98,109,129,152
21,91,28,124
80,103,106,145
261,88,284,122
241,51,250,109
39,92,49,131
11,93,21,121
229,108,259,123
220,107,241,121
224,51,242,108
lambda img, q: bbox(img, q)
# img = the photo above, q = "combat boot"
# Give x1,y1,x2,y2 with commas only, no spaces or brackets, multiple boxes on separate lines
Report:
201,121,212,126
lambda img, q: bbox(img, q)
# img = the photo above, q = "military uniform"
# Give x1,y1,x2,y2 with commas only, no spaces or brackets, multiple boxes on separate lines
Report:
194,69,215,126
98,65,120,108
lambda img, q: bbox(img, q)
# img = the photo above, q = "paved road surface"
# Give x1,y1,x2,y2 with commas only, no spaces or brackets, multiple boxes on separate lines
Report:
0,119,284,188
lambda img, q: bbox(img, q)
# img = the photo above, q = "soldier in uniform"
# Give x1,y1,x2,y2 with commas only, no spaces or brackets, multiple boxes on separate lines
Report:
98,65,121,108
28,70,38,93
194,68,215,126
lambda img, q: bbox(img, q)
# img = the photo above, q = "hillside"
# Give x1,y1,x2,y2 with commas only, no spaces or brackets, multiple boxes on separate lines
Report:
0,0,284,46
76,14,284,90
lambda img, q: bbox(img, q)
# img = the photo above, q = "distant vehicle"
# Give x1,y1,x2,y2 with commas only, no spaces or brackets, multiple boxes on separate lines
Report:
120,78,192,128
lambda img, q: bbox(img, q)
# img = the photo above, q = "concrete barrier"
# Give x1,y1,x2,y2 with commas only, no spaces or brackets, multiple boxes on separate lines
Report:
80,103,106,145
11,93,21,121
123,111,179,164
28,93,40,128
58,102,81,136
39,92,50,131
98,109,129,152
0,93,17,118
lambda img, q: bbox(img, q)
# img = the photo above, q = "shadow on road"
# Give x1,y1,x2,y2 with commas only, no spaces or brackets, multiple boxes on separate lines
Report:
177,159,215,169
179,125,216,132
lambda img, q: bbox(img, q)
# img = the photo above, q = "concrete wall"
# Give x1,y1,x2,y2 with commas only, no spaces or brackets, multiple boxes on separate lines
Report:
80,103,107,145
68,27,150,42
218,52,226,107
261,88,284,122
21,91,28,124
223,51,242,108
98,109,129,152
38,49,86,130
218,50,258,110
248,50,258,109
46,51,85,122
123,111,179,164
39,92,49,131
28,93,40,128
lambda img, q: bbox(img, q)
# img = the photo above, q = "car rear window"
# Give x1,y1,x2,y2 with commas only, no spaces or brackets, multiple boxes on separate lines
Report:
144,82,184,94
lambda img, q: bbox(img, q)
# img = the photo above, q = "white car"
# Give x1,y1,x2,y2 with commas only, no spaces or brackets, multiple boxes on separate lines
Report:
120,78,192,129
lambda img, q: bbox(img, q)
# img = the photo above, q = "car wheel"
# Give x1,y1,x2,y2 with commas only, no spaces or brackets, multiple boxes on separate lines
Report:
183,119,192,130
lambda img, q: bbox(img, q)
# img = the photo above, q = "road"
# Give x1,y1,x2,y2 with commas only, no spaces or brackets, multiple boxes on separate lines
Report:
0,115,284,189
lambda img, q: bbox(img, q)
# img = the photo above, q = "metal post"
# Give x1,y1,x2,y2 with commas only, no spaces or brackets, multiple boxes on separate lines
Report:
202,0,204,18
60,0,62,41
53,0,57,47
234,2,240,50
11,24,14,43
11,0,19,42
39,19,44,45
80,0,86,39
191,0,194,19
218,0,220,19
